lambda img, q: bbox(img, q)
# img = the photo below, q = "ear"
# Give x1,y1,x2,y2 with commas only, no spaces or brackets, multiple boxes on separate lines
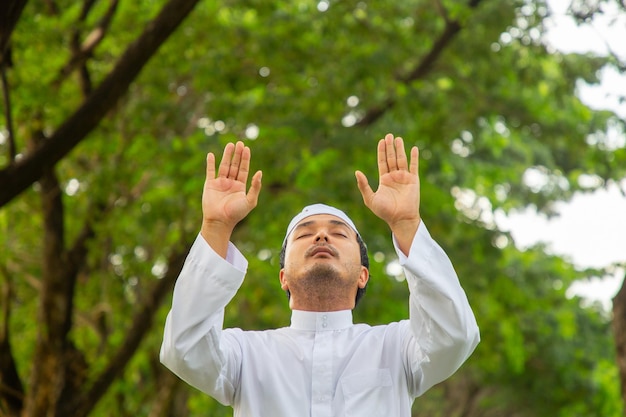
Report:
357,266,369,289
279,269,289,291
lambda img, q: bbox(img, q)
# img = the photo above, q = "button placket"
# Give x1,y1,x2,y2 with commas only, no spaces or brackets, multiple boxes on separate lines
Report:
311,324,333,417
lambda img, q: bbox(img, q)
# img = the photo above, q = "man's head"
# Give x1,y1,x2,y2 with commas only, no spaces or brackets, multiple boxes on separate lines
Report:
279,204,369,311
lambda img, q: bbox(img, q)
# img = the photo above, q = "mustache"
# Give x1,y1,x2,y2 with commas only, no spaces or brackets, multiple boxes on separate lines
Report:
304,244,339,258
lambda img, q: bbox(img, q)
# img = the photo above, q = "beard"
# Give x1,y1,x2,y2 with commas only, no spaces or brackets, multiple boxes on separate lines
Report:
288,263,358,309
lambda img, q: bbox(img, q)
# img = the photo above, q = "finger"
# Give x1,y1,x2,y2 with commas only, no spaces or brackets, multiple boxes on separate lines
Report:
409,146,419,175
355,170,375,206
385,133,398,171
395,137,408,171
206,152,216,180
237,145,251,183
218,143,235,178
228,141,245,179
246,170,263,207
377,139,388,175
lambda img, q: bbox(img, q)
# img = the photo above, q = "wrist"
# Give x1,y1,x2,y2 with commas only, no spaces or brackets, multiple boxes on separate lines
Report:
200,219,235,259
202,218,235,234
389,217,421,257
388,216,421,234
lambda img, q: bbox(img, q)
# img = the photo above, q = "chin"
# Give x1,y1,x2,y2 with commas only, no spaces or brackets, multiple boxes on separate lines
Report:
294,263,356,297
304,263,342,281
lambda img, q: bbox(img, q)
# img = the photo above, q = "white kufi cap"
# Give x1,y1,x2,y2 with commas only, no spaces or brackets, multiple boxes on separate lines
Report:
283,203,360,245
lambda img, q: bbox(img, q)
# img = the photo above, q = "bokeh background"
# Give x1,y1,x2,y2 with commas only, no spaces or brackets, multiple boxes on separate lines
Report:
1,0,625,416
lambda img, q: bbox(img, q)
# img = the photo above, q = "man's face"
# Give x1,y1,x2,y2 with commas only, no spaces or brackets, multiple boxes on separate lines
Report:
279,214,368,311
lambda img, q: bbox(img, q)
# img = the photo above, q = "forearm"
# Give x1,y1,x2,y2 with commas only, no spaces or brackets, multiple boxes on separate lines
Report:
160,234,247,392
396,223,479,394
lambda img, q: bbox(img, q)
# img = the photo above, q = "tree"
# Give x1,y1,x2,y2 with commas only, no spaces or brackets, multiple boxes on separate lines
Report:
615,275,626,412
1,0,624,416
1,0,200,416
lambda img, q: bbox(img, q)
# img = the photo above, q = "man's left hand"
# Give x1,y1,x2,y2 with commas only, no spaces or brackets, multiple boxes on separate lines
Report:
355,133,421,255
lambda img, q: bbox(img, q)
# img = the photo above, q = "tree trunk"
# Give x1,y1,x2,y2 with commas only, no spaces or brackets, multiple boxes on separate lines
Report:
22,166,76,417
613,274,626,416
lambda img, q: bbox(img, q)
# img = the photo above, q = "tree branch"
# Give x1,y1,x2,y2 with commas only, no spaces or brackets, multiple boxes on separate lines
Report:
67,247,188,417
613,274,626,411
53,0,120,92
0,0,26,162
43,0,59,15
66,199,107,282
1,57,16,160
0,0,202,208
147,370,181,417
356,0,483,127
39,167,69,336
0,0,28,65
22,161,75,417
0,264,24,416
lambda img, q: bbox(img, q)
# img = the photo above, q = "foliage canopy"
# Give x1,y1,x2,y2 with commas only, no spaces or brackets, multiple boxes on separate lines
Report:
1,0,624,416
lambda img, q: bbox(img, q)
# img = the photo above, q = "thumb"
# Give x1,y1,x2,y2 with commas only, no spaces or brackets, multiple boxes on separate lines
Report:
355,171,374,206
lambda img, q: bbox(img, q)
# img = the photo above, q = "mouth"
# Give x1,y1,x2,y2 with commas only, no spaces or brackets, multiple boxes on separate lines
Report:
306,245,338,258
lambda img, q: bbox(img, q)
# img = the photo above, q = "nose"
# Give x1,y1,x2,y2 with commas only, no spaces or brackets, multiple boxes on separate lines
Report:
314,230,329,242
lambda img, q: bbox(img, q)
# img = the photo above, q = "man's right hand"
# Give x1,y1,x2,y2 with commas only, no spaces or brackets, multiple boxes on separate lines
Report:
201,141,262,258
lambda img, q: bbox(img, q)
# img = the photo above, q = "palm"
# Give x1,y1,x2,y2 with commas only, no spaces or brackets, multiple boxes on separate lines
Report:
369,170,420,224
202,142,262,229
203,176,249,223
355,134,421,227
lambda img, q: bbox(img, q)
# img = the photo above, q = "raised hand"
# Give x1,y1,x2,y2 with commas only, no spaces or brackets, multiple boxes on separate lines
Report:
201,141,262,257
355,134,421,255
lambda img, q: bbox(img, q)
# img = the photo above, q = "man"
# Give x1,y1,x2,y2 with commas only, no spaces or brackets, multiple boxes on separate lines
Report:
160,134,480,417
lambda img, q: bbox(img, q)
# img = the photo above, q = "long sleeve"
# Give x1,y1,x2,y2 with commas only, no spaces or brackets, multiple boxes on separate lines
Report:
394,222,480,397
160,233,247,405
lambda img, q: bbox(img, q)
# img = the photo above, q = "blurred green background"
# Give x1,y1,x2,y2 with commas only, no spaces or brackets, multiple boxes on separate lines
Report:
1,0,625,416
